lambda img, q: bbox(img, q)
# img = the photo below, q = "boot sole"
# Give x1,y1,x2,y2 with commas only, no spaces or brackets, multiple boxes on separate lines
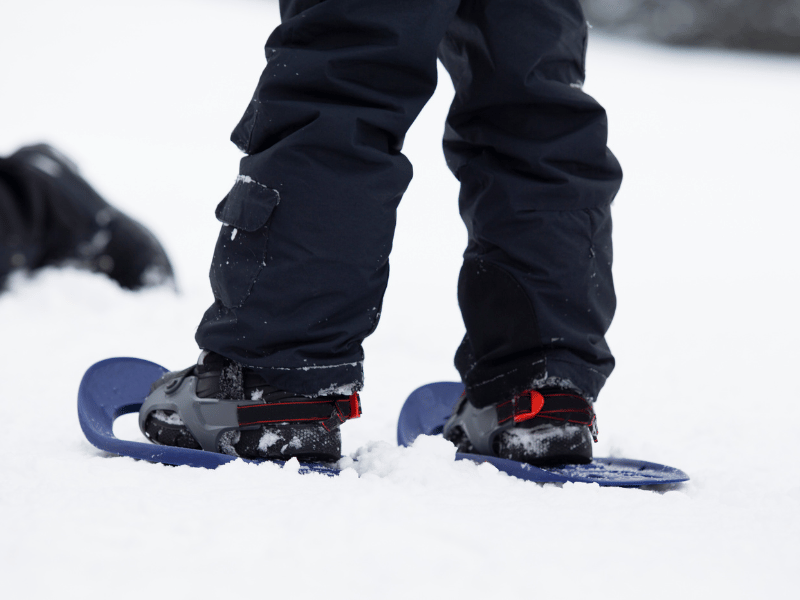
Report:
144,410,341,463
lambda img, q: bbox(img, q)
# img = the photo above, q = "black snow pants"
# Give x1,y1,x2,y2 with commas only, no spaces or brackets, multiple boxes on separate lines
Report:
196,0,623,404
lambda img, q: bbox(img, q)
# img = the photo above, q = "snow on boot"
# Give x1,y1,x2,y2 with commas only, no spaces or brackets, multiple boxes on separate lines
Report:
140,351,361,463
443,389,597,466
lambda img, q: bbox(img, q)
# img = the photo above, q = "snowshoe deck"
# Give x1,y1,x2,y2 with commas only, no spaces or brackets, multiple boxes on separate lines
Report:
397,382,689,487
77,357,340,475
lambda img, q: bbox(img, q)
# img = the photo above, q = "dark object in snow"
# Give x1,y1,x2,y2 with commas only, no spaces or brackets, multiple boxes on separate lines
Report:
399,382,689,487
77,356,342,474
0,144,174,291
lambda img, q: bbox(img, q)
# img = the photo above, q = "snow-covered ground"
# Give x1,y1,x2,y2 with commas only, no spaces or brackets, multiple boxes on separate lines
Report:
1,1,798,598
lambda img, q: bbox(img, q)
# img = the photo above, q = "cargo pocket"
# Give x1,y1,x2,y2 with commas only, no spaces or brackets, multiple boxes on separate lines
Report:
209,176,280,309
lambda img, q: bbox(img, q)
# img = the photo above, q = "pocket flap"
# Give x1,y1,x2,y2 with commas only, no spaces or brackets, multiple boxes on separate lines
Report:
215,176,280,231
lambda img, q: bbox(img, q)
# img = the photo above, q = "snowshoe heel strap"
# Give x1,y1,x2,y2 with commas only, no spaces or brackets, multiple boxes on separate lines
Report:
496,390,598,442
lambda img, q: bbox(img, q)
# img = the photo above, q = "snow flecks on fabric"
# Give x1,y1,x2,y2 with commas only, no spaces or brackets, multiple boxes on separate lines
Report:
271,360,362,372
528,373,588,400
258,429,283,451
501,424,587,454
470,367,521,389
218,430,241,456
316,381,359,397
234,175,278,203
250,388,263,401
219,362,244,400
230,228,238,241
267,360,364,396
280,436,302,454
235,174,260,186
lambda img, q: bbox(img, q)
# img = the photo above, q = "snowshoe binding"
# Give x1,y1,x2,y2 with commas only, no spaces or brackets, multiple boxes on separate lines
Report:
443,388,597,466
140,351,361,463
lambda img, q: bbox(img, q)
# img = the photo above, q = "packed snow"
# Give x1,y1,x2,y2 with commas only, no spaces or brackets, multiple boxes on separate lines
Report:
1,1,798,598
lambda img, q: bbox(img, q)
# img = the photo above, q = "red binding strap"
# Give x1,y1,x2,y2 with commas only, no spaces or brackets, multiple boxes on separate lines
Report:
513,390,545,423
348,392,361,419
238,392,362,430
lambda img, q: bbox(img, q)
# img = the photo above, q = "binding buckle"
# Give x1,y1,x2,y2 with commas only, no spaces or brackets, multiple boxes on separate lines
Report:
513,390,545,423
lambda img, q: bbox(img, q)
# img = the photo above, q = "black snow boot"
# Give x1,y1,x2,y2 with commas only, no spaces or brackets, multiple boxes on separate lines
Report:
140,351,361,462
443,388,597,466
5,144,174,290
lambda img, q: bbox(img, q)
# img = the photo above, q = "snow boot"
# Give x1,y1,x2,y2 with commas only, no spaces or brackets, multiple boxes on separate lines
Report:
443,389,597,466
139,351,361,462
6,144,174,290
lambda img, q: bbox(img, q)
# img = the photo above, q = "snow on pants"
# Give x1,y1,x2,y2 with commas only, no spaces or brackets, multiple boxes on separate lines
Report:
196,0,623,404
